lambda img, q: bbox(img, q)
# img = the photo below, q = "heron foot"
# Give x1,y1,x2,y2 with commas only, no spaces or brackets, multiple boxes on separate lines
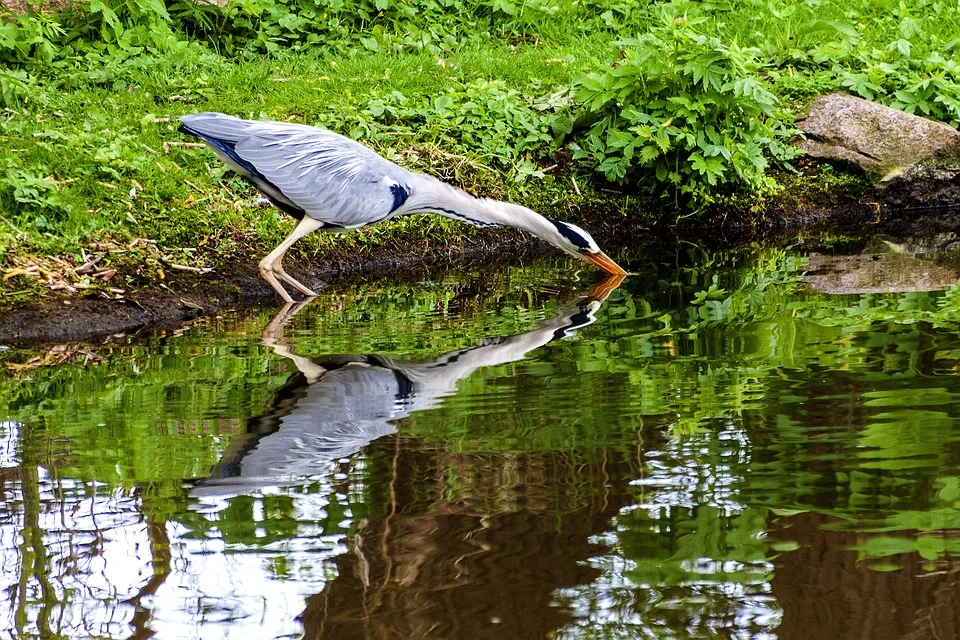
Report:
258,257,317,303
274,266,317,298
259,259,295,303
257,216,325,303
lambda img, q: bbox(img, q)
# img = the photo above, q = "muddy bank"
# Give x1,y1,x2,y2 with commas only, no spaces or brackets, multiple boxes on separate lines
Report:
0,230,561,345
0,194,950,346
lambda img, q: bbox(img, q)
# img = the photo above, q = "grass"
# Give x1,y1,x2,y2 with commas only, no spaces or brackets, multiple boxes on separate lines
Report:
1,0,959,304
0,39,632,305
0,41,609,277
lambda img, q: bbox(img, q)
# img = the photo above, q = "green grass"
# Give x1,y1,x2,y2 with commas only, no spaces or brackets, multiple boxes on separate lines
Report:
1,0,959,301
0,41,603,261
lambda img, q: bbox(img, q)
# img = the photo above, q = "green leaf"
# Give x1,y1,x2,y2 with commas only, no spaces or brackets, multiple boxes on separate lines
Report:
640,145,661,163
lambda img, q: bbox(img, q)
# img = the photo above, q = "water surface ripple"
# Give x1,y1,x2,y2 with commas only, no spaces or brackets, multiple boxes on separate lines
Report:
4,238,960,639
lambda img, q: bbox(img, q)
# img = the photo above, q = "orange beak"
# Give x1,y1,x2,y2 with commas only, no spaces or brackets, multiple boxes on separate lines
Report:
584,251,628,276
585,273,627,302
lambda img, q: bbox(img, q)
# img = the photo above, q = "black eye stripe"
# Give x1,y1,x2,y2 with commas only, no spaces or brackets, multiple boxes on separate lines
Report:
548,219,591,251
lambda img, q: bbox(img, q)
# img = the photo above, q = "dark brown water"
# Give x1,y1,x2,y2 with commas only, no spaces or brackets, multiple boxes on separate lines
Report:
4,236,960,639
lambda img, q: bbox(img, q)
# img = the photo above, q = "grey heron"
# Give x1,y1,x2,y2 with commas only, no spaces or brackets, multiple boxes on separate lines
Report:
191,274,624,496
179,113,628,303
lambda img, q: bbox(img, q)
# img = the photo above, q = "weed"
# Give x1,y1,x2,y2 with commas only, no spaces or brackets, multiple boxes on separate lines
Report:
570,4,801,208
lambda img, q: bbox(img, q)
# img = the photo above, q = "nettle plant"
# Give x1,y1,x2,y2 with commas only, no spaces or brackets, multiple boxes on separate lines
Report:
315,80,564,182
571,9,800,207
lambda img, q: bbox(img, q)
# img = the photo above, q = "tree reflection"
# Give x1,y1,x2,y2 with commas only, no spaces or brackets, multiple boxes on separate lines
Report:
0,422,163,639
300,440,640,639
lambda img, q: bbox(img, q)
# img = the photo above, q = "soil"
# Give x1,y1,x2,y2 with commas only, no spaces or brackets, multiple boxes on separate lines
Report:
0,229,556,345
1,0,74,13
0,193,940,347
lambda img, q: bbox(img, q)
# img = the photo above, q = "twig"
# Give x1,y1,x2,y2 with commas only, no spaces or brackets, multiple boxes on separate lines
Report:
166,263,212,274
75,255,104,274
183,180,206,194
163,141,206,155
571,176,582,196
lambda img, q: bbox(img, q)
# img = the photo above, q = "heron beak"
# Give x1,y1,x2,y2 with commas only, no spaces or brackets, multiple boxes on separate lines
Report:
584,251,628,276
585,273,627,302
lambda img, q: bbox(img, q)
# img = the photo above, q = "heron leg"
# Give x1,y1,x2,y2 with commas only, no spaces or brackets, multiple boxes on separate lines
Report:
259,216,324,303
273,259,318,298
261,299,327,383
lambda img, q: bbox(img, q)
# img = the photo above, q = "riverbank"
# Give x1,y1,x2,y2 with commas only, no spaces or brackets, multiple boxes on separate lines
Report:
2,0,958,341
0,173,931,346
0,224,549,344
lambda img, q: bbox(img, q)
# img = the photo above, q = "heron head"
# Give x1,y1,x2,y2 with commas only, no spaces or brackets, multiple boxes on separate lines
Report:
545,219,628,276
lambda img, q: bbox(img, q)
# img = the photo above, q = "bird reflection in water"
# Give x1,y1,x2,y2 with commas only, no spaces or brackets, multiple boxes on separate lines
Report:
192,274,625,496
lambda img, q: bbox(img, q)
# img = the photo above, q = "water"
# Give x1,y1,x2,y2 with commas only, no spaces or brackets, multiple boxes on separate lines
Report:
3,235,960,639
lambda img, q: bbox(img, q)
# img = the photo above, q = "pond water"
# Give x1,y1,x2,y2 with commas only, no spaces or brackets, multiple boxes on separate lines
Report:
4,233,960,639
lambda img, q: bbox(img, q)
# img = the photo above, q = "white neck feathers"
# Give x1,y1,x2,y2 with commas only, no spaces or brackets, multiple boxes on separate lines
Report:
403,177,556,239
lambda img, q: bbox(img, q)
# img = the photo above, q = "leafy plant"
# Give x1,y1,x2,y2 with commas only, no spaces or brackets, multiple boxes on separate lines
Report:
0,158,71,225
376,81,562,180
570,5,801,207
0,69,32,107
0,5,66,63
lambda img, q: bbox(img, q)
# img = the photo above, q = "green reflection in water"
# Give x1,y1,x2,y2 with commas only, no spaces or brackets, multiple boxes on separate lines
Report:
3,243,960,639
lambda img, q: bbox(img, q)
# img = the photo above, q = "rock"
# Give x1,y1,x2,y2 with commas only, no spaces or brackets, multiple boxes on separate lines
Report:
804,244,960,294
797,93,960,205
798,93,960,176
877,160,960,207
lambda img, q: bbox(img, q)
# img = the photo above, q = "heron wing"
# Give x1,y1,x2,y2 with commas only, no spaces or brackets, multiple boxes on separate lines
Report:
179,113,308,216
234,124,413,228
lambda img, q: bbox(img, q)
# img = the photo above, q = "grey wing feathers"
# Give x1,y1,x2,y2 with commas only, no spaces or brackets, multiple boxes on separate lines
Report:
236,123,413,228
179,112,254,143
180,113,414,228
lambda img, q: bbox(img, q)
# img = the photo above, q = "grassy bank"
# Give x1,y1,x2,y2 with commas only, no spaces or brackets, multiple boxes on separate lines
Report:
1,0,958,303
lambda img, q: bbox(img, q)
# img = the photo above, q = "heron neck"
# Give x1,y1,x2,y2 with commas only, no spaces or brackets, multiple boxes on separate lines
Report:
409,178,554,238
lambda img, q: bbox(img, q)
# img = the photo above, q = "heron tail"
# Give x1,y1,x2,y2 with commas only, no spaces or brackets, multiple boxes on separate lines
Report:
178,113,255,170
178,112,251,143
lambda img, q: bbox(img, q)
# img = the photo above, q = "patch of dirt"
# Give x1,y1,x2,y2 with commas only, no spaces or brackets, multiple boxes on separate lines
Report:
0,229,559,345
1,0,75,13
0,190,947,346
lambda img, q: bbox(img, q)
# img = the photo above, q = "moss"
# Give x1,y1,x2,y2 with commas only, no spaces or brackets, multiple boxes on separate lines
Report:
769,164,874,210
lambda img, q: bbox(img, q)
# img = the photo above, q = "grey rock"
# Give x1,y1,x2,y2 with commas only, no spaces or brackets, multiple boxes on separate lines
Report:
878,159,960,207
797,93,960,205
798,93,960,176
